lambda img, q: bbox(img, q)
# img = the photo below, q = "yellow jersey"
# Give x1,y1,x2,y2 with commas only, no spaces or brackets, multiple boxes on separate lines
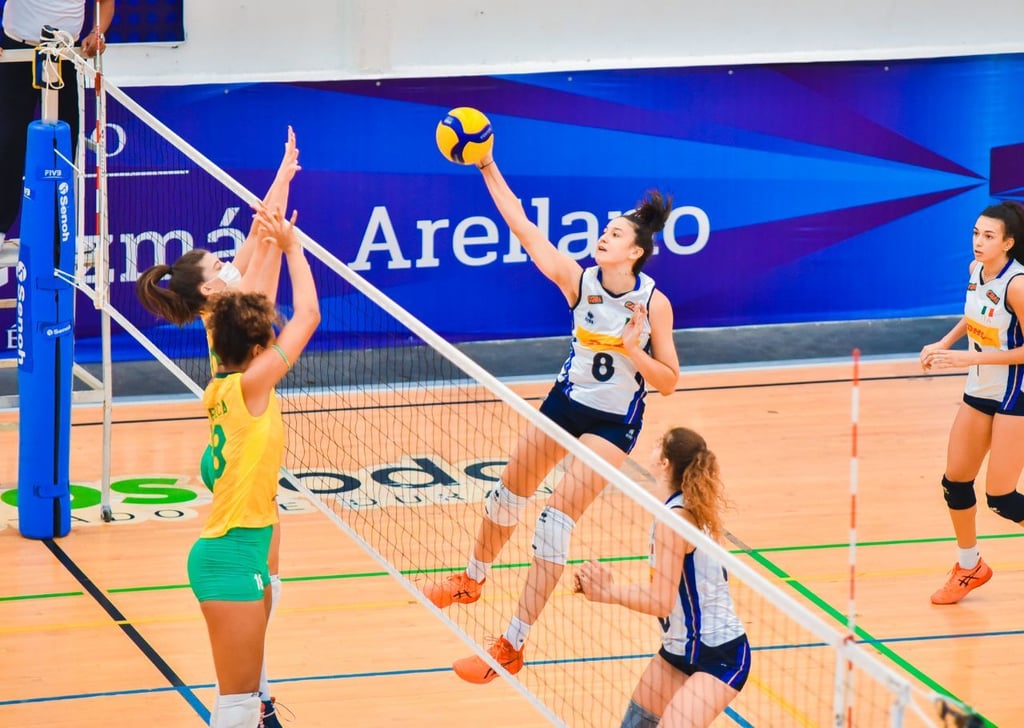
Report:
199,311,219,376
200,372,283,538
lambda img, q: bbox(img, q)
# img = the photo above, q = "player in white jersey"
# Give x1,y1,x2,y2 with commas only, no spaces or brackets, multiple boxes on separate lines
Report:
575,428,749,728
921,200,1024,605
425,149,681,684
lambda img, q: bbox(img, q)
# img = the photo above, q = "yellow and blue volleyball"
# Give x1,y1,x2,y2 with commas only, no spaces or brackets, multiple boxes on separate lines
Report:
435,107,494,165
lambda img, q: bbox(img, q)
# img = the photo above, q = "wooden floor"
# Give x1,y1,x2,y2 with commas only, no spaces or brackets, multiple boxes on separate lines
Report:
1,358,1021,727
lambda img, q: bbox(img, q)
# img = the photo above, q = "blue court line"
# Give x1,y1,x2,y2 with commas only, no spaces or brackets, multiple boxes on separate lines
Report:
41,539,210,723
9,627,1009,720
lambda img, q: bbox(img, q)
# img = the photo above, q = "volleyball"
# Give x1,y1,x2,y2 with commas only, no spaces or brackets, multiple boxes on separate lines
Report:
435,107,494,165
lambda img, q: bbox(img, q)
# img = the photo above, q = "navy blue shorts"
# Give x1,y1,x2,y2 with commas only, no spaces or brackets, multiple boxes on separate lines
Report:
539,386,640,453
658,634,751,691
963,393,1024,417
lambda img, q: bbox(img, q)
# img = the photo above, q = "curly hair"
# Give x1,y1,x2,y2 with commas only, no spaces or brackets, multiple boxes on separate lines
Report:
660,427,728,541
207,291,278,368
623,189,673,275
135,249,209,326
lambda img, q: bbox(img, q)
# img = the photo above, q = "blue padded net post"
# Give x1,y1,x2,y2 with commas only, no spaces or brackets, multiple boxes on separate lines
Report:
16,117,76,539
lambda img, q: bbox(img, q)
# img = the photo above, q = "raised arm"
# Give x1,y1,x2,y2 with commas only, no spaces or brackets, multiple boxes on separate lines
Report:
242,209,320,405
236,127,301,298
477,155,582,304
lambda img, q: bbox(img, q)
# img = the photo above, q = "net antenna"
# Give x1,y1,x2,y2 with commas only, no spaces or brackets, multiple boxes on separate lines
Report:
90,0,114,522
61,55,967,725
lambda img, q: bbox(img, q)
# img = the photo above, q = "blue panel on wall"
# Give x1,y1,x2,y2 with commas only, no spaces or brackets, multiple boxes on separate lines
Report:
3,54,1022,361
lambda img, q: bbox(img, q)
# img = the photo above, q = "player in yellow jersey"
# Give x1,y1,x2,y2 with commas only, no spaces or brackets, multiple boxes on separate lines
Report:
188,206,319,728
136,128,299,724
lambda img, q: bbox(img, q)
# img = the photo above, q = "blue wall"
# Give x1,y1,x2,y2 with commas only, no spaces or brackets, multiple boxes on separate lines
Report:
4,54,1023,360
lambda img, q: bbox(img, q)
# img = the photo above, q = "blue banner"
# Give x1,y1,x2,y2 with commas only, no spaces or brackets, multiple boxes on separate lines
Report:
3,54,1023,362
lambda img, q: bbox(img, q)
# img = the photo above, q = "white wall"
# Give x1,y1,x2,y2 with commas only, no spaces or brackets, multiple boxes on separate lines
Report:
106,0,1024,86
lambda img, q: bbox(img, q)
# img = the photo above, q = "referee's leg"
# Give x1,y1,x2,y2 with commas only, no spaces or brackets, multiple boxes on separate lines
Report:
0,36,43,237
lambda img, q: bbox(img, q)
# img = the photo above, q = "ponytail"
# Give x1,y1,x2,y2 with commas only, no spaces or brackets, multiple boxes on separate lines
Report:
135,249,208,326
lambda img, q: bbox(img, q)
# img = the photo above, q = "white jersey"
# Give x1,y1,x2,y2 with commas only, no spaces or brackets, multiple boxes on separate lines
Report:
2,0,85,43
652,492,745,658
555,266,656,425
963,259,1024,407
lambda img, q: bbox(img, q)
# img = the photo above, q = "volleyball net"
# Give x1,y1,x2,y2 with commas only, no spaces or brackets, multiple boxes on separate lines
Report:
53,51,987,727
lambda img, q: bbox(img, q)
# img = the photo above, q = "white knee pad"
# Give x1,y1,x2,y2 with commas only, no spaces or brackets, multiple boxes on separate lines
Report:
531,506,575,565
484,482,529,527
210,693,260,728
269,574,282,618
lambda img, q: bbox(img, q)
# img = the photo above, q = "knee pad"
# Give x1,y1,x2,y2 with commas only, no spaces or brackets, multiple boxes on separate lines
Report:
531,506,575,565
986,491,1024,522
942,476,976,510
485,482,529,527
269,574,282,617
620,700,660,728
210,693,260,728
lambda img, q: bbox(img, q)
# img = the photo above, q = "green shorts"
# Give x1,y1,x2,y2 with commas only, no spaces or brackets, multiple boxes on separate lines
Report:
187,526,272,602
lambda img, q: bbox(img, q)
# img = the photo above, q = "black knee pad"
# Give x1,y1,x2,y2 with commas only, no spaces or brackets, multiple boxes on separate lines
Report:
986,491,1024,522
942,476,976,510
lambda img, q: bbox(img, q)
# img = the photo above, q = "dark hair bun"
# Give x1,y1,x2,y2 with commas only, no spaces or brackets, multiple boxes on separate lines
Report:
631,190,673,233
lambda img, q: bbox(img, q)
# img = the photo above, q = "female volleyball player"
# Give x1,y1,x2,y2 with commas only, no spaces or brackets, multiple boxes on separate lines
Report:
425,151,680,683
136,128,300,724
920,200,1024,605
188,206,319,727
575,427,749,728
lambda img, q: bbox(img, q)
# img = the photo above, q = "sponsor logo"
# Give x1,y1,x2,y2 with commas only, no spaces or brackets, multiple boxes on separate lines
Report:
967,283,976,291
965,317,1000,348
987,290,1000,305
584,311,595,325
0,456,557,526
57,181,71,244
587,295,603,304
15,261,27,366
624,301,636,311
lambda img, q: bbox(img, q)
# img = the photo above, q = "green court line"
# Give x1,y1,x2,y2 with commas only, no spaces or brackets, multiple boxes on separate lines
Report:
753,531,1024,554
743,548,994,727
0,545,996,722
8,532,1021,601
0,590,83,603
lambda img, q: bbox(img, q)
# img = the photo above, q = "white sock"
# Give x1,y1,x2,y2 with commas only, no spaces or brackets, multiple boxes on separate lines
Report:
503,616,530,650
958,546,980,570
466,557,490,583
210,693,260,728
258,574,282,701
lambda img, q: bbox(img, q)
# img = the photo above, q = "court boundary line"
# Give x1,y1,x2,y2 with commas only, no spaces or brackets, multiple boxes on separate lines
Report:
41,539,209,723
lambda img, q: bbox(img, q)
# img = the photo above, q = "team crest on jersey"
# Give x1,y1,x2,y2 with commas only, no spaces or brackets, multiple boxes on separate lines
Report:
987,290,1000,304
624,301,637,311
967,283,977,291
588,295,603,304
